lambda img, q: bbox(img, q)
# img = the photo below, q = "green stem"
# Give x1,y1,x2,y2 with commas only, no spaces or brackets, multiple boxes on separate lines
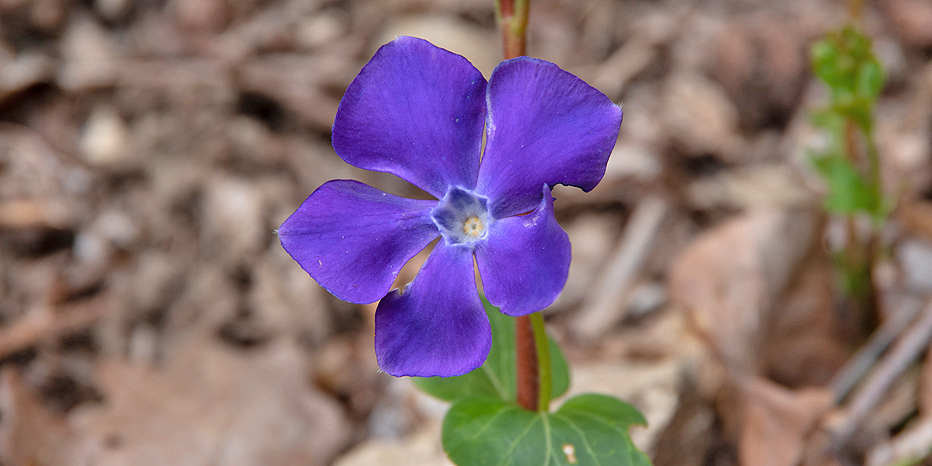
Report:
529,312,551,411
865,131,883,225
840,109,879,339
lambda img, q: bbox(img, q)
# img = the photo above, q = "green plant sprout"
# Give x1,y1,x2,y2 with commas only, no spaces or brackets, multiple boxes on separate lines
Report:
809,23,887,322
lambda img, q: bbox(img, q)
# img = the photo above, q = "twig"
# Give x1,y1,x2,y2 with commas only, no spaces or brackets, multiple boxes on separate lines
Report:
832,298,932,445
830,297,924,402
572,195,667,339
0,297,106,358
0,199,72,230
866,417,932,466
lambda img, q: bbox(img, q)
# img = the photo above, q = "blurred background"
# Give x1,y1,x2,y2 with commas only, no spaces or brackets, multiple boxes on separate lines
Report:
0,0,931,465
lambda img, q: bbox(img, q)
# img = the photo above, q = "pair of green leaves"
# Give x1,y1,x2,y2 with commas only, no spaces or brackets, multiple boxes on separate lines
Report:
811,25,884,131
808,25,886,223
413,300,651,466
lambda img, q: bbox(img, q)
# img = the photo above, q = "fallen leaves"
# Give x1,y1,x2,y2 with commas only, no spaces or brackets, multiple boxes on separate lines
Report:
669,208,850,465
0,370,76,466
669,208,827,375
739,379,834,466
70,338,351,466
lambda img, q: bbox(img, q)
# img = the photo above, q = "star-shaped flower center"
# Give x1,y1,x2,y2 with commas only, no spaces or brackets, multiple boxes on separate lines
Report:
431,187,491,245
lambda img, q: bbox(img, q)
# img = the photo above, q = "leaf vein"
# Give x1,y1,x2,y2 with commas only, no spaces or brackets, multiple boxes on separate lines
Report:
496,416,541,466
467,405,513,441
482,364,509,400
570,410,628,436
561,416,604,466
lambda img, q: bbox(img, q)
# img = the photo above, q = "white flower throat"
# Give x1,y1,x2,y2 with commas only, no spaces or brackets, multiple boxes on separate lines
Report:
431,187,491,245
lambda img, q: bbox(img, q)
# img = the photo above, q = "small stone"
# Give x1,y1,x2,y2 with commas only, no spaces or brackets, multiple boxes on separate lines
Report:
79,105,130,167
203,176,266,261
226,116,280,164
367,378,417,439
72,229,108,267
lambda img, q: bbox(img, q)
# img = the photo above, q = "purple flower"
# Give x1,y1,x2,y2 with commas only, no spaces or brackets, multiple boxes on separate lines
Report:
279,37,621,377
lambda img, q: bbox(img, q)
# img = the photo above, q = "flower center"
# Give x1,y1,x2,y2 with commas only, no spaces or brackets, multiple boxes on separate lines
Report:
431,187,491,245
463,216,485,237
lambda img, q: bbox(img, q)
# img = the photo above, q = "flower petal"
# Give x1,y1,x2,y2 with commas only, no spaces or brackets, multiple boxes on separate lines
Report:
278,180,438,304
476,57,622,218
332,36,487,198
476,185,570,316
375,242,490,377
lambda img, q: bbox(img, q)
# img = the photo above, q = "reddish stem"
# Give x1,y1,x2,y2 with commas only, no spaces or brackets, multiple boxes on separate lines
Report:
498,0,514,17
514,314,538,411
497,0,536,412
496,0,529,59
502,33,525,60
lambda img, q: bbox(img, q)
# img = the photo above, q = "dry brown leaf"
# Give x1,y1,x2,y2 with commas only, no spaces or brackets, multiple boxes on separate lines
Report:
762,247,847,388
662,72,742,159
669,208,820,375
739,378,834,466
899,198,932,244
882,0,932,48
0,369,75,466
711,13,808,132
69,338,350,466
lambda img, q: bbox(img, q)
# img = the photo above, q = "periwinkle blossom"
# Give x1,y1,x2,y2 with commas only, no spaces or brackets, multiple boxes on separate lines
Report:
279,37,621,377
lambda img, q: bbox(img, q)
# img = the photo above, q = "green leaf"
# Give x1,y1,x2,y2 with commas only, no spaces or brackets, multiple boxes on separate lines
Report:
857,58,884,99
810,154,879,215
808,108,844,134
549,334,569,401
413,298,570,403
811,25,884,106
810,38,840,86
443,394,652,466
